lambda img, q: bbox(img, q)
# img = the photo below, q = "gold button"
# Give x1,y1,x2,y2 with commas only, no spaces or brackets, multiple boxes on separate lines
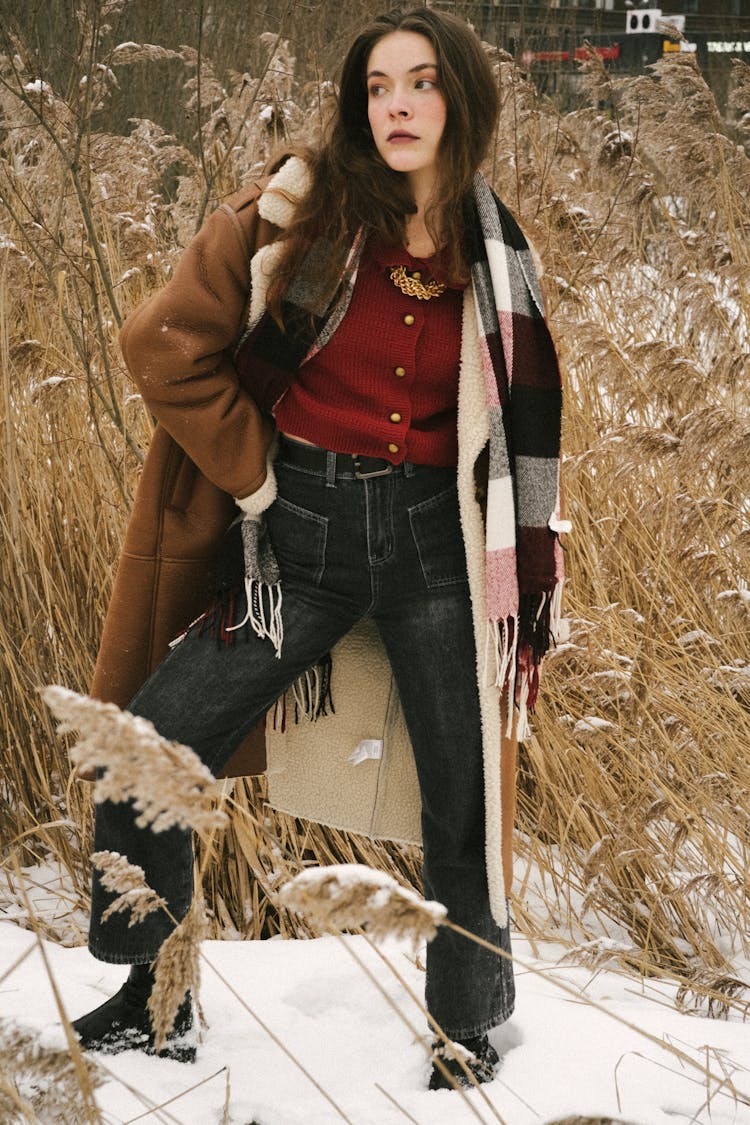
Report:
412,271,421,280
394,366,406,378
388,443,399,454
403,314,415,326
389,412,402,423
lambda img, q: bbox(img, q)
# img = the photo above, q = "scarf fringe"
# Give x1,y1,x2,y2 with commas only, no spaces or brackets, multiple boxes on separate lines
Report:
195,582,331,727
272,693,287,733
271,653,334,730
549,578,565,643
515,675,531,742
289,652,334,724
196,578,283,657
490,582,563,738
225,576,283,659
196,590,240,648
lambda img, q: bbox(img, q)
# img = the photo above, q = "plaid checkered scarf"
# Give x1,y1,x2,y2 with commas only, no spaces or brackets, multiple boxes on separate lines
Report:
466,173,565,713
233,164,565,716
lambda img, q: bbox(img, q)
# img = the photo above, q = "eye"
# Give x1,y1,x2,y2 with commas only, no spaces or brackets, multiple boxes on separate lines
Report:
415,78,438,91
368,82,387,98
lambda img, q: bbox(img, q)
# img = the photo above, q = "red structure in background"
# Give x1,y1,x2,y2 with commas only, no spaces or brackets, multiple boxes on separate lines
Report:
522,44,622,65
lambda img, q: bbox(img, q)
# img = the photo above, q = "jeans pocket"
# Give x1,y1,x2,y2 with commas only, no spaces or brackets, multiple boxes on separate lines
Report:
266,496,328,586
408,484,468,588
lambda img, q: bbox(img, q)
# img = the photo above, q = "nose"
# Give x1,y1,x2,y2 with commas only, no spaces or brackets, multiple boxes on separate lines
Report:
388,88,412,119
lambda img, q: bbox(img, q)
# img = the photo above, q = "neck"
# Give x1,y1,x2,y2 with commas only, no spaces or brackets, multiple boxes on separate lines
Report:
405,214,438,258
405,170,441,257
407,166,438,216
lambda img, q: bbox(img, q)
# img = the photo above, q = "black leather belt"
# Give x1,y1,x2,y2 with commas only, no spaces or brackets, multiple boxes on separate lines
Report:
278,436,402,479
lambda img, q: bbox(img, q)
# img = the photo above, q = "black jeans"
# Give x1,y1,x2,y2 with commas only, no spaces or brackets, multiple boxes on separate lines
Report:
89,438,515,1039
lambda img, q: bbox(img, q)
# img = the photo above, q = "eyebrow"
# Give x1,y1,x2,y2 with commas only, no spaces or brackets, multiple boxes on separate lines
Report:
366,62,438,78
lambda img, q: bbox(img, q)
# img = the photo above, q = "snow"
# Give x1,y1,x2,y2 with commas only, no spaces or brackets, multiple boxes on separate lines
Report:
23,80,53,96
29,375,74,396
3,915,750,1124
0,860,88,946
717,589,750,605
676,629,719,647
573,716,615,734
116,267,141,284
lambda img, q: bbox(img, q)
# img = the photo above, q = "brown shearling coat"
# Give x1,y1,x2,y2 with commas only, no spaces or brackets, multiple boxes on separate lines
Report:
91,180,278,777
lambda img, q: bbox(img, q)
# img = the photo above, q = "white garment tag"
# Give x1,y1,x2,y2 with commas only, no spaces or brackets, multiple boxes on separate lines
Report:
348,739,384,766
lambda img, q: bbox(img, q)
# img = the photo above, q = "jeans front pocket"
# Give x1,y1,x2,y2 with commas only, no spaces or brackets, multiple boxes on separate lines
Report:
408,484,468,588
266,495,328,586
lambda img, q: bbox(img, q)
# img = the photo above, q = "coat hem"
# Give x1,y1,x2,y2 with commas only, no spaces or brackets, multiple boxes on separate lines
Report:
265,798,421,849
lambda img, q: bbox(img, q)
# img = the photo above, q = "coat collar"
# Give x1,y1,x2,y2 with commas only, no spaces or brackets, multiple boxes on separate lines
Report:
257,156,311,228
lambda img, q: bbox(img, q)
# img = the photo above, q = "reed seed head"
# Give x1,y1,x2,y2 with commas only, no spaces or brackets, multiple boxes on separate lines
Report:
279,864,447,946
42,686,228,836
149,895,207,1053
92,850,167,927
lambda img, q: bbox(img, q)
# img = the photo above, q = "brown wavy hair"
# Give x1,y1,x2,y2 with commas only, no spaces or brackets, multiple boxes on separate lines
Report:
266,7,500,322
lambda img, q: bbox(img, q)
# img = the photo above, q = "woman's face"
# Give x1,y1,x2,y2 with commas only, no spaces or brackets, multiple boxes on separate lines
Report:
366,31,447,200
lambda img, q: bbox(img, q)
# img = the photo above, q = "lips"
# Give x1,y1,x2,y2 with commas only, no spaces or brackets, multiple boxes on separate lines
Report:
387,130,418,142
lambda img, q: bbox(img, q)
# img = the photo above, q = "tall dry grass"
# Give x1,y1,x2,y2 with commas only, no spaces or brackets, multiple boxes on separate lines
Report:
494,48,750,1008
1,3,749,1016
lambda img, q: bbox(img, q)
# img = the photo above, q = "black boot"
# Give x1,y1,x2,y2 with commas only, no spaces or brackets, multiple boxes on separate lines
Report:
72,963,196,1062
428,1033,500,1090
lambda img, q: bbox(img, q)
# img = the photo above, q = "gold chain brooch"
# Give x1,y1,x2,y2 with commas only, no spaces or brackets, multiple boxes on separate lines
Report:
388,265,447,301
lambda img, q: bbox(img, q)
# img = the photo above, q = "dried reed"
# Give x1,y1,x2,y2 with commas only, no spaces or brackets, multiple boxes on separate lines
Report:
0,2,748,1027
92,850,167,927
0,1023,103,1125
42,686,228,836
278,863,447,947
149,894,207,1052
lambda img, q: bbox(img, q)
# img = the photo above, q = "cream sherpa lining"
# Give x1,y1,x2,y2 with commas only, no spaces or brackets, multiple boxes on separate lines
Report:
258,157,308,227
455,293,506,925
244,158,309,335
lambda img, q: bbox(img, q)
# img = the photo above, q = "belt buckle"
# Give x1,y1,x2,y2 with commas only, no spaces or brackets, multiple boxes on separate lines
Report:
353,455,393,480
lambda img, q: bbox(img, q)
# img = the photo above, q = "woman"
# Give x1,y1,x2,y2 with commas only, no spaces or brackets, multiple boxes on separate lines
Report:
72,6,566,1091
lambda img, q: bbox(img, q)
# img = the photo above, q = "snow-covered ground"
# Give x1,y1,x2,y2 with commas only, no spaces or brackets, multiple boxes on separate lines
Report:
3,913,750,1125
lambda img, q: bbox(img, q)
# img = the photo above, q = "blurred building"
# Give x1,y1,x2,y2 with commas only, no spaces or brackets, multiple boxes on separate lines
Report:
440,2,750,113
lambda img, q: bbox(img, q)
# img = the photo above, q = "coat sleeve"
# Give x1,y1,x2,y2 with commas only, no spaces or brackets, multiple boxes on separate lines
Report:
119,193,276,501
